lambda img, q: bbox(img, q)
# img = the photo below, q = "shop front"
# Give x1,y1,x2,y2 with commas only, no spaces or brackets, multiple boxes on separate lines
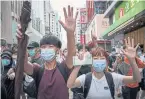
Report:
125,27,145,52
102,1,145,52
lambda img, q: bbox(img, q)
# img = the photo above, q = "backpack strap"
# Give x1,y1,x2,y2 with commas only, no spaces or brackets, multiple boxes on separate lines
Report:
57,62,68,83
84,72,92,98
104,72,115,99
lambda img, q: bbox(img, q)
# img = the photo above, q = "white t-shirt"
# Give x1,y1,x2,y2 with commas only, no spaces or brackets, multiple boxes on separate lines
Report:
77,72,124,99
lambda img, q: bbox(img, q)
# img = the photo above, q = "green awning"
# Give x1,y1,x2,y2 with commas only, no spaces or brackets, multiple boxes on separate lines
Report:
102,1,145,38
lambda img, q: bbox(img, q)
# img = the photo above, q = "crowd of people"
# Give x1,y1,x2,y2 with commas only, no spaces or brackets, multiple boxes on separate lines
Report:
1,5,145,99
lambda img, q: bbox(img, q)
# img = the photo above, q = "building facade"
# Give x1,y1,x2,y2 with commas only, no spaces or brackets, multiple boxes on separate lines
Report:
44,1,62,41
102,1,145,52
1,1,23,45
30,1,45,43
85,14,109,44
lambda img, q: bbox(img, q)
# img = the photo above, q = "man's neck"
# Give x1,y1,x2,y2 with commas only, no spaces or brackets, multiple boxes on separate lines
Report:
44,60,56,70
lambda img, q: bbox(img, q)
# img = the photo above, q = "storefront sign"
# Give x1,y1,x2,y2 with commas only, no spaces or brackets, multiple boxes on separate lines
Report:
102,1,145,38
115,1,140,21
80,34,86,44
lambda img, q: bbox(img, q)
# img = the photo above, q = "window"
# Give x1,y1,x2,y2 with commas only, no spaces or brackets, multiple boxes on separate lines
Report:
11,1,14,12
15,1,17,14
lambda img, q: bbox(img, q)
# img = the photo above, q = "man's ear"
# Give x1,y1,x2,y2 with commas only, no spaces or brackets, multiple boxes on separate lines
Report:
56,48,60,54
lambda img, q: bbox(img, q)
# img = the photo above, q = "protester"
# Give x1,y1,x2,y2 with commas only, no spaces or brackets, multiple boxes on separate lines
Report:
67,37,141,99
1,49,15,99
16,5,78,99
113,54,130,98
137,50,145,62
71,43,91,99
27,41,42,65
112,45,145,99
1,38,8,52
113,54,130,75
12,45,18,67
108,48,117,69
62,48,68,60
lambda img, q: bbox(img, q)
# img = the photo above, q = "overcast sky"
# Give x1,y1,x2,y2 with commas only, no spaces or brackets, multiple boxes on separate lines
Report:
51,0,86,49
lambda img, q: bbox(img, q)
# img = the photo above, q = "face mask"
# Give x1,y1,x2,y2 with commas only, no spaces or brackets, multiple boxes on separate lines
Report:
137,52,142,56
2,59,11,66
40,48,56,62
92,59,106,72
28,49,36,57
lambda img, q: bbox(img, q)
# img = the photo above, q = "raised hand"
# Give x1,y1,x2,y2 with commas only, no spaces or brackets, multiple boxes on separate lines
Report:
59,5,78,34
122,37,139,59
16,24,23,41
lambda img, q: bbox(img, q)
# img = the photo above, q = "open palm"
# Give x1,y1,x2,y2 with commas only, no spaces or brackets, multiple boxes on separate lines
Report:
59,6,78,33
122,37,139,59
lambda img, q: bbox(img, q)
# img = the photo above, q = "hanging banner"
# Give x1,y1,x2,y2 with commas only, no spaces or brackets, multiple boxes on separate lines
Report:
80,34,86,44
80,8,87,24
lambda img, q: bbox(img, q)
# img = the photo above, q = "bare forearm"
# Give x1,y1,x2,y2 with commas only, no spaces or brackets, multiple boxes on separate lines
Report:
66,33,76,69
67,33,76,55
67,67,80,88
129,58,141,82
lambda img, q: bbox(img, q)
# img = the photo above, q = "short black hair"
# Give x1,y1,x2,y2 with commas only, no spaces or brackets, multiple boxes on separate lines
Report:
1,49,13,67
40,34,62,49
27,41,39,49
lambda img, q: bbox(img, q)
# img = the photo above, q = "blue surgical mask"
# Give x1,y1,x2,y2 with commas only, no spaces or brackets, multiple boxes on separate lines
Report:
137,52,142,56
2,59,11,66
93,59,106,72
40,48,56,62
28,49,35,57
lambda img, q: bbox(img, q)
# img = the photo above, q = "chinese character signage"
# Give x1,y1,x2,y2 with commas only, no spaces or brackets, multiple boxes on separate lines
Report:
119,8,124,18
102,20,109,28
115,1,140,21
80,8,87,24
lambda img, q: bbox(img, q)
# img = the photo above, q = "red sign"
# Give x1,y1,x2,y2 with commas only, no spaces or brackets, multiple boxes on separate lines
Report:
86,0,94,23
119,8,124,18
80,34,86,44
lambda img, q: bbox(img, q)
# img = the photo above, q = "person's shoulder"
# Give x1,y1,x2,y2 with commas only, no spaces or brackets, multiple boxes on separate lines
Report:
58,60,67,68
77,74,86,81
111,72,122,76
